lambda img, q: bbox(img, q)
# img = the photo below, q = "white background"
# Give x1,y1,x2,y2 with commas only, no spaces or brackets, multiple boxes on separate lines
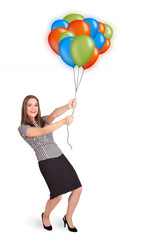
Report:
0,0,145,239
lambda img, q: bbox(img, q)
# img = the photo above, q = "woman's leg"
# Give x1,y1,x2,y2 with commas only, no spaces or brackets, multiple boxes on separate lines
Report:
64,187,82,228
43,195,62,226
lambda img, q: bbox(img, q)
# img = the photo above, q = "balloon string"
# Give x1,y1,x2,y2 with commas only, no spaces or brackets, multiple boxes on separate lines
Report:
66,66,85,150
73,66,77,91
76,68,84,91
76,65,79,87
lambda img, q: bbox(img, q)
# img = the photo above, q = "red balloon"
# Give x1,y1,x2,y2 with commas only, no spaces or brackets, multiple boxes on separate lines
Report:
67,20,91,36
98,22,105,34
48,27,67,55
99,38,111,54
82,46,99,69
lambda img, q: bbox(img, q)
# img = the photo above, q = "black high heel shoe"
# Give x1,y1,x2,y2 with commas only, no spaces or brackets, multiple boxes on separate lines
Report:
41,212,52,230
62,215,78,232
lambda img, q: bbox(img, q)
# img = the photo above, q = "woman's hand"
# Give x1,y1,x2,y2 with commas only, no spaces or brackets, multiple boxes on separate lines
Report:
67,98,77,109
64,115,74,125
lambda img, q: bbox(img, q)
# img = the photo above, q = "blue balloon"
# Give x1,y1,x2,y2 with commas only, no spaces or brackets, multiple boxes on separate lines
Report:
94,32,105,50
51,19,69,31
58,37,76,68
84,18,99,38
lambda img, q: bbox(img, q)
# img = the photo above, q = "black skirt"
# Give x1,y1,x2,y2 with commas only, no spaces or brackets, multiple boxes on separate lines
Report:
38,153,82,199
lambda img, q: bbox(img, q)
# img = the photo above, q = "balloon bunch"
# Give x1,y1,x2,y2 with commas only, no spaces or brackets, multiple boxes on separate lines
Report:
48,13,113,149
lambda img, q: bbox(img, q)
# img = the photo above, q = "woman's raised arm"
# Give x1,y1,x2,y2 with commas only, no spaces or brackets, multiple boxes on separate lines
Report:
53,98,77,118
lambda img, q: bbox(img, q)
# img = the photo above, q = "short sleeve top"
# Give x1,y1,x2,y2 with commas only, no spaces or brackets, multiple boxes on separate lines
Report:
18,116,63,162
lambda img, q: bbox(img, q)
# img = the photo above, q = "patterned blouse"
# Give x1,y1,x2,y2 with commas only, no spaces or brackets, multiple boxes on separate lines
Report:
18,116,63,162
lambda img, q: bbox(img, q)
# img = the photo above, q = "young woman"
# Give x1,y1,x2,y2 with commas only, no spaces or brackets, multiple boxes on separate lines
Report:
18,95,82,232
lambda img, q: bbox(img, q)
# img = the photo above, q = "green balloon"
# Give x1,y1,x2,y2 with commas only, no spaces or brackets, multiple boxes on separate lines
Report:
63,13,85,23
70,35,95,67
103,24,113,40
59,31,75,42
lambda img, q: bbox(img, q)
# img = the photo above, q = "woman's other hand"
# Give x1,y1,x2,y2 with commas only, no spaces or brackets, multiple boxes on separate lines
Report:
67,98,77,109
64,115,74,125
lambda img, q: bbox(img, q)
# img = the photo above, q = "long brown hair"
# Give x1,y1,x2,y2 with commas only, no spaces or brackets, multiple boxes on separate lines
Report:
20,95,45,127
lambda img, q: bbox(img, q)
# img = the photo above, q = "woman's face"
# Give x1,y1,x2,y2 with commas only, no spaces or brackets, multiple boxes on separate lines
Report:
26,98,38,121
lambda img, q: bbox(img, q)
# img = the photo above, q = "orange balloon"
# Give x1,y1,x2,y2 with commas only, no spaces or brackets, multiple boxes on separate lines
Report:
82,46,99,69
67,20,91,36
48,27,67,55
99,38,111,54
98,22,105,34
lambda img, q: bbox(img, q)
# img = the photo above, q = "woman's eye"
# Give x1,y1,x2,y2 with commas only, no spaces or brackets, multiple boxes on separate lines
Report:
28,105,38,106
